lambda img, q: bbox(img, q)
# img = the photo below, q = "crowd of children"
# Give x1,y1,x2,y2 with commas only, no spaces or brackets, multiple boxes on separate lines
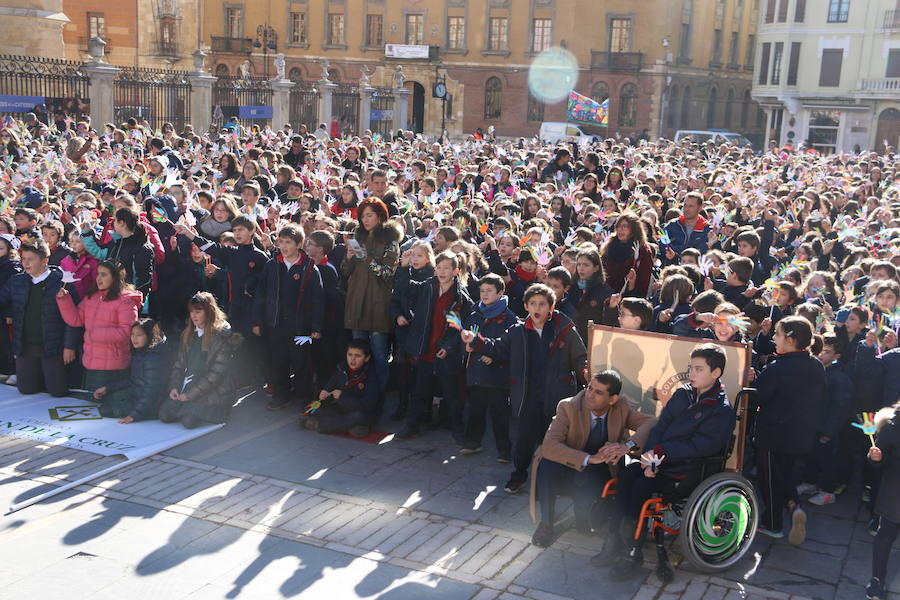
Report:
1,113,899,597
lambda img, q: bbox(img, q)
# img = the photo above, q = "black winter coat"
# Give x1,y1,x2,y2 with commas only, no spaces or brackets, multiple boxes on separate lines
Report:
570,277,614,343
84,230,155,296
871,413,900,523
168,328,242,423
252,253,324,336
390,264,434,359
0,267,79,358
472,311,587,417
818,362,854,441
753,351,826,454
193,236,267,332
105,341,169,421
855,342,899,410
463,297,518,389
404,277,473,362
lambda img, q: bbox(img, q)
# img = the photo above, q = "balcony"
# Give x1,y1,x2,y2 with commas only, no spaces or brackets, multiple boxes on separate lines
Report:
859,78,900,94
591,51,643,71
79,36,111,54
154,40,179,58
211,36,252,54
884,10,900,31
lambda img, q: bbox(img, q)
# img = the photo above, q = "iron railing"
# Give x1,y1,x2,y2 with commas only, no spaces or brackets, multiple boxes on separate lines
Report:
591,51,643,71
113,67,191,132
370,88,394,138
331,84,360,137
289,81,319,132
0,54,90,119
213,75,273,125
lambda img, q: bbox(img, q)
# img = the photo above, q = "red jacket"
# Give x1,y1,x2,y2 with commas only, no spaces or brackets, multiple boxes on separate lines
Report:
57,289,142,371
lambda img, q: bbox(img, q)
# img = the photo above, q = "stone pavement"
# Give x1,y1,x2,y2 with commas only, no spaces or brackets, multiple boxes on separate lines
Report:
0,392,896,599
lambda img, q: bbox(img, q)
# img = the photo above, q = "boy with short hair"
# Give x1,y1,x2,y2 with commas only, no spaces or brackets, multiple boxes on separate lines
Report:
615,297,653,331
713,256,754,310
460,273,519,461
40,220,72,266
301,339,379,438
546,266,576,321
736,210,777,287
252,223,324,411
14,208,40,242
462,283,588,494
594,344,736,583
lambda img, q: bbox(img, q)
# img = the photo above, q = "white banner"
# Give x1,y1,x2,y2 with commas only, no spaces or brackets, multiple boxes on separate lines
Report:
384,44,430,59
0,386,222,460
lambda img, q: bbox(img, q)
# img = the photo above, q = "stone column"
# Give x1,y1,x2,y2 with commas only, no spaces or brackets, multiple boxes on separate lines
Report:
394,87,411,133
270,79,295,129
187,49,217,134
82,38,118,128
359,85,375,133
318,80,337,131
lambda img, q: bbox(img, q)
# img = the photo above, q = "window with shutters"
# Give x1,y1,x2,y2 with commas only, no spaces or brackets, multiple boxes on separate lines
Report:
484,77,502,119
794,0,806,22
527,94,544,121
88,12,106,39
787,42,801,85
819,49,843,86
758,42,771,84
327,13,345,46
609,18,632,53
290,12,308,45
776,0,788,22
366,14,383,47
224,7,242,38
827,0,849,23
764,0,776,23
886,49,900,78
447,16,465,50
406,14,424,45
533,19,552,53
488,17,509,52
771,42,783,84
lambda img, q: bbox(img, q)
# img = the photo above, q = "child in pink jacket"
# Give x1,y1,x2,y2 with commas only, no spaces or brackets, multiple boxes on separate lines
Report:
59,230,99,301
56,260,142,393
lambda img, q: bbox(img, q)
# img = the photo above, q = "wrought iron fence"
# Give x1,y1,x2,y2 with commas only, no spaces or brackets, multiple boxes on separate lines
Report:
289,82,319,132
113,67,191,132
370,88,395,138
331,84,360,137
213,75,273,126
0,54,90,121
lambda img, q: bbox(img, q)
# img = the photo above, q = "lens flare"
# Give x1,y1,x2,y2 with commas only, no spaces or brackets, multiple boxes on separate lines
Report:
528,47,579,104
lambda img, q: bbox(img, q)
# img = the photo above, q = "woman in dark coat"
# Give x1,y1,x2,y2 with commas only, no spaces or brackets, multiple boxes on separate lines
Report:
601,212,653,298
160,292,241,428
342,198,402,392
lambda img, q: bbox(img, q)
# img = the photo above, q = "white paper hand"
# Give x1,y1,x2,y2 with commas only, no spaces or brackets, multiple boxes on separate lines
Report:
640,450,665,472
60,270,82,284
293,336,313,346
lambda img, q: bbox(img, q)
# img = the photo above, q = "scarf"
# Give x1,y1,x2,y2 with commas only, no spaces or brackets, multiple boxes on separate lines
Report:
479,295,509,320
515,264,537,283
606,237,634,263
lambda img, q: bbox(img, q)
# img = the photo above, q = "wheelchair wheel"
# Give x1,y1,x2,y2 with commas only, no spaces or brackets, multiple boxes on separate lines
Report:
676,472,758,572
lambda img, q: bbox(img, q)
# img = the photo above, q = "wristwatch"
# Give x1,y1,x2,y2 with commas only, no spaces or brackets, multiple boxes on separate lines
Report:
625,440,637,451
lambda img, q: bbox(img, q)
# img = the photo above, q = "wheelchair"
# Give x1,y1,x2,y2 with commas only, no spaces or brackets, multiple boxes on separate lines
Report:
600,388,759,577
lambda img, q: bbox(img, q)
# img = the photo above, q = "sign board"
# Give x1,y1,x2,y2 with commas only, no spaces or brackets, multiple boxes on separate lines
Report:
385,44,430,59
0,95,45,113
587,323,752,471
370,109,394,121
239,105,273,119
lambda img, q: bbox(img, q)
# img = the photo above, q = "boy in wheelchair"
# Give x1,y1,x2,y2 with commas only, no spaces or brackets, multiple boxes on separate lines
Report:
592,344,737,582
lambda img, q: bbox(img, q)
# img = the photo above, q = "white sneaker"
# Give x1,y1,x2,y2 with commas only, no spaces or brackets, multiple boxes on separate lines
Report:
5,375,16,386
796,482,818,496
808,491,835,506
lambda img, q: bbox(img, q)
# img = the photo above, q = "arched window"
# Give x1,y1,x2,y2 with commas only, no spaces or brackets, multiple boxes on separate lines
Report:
680,86,692,128
724,88,735,129
618,83,637,127
591,81,610,103
706,87,717,129
484,76,502,120
667,85,680,130
289,67,303,82
741,89,751,129
215,64,229,77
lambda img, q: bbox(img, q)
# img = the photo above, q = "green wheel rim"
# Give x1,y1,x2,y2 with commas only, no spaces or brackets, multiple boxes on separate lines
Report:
690,484,752,563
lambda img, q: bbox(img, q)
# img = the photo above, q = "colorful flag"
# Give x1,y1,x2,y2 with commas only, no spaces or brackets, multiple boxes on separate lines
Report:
566,91,608,126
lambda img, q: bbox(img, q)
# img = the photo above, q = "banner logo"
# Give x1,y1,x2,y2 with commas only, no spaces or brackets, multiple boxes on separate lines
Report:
48,405,103,422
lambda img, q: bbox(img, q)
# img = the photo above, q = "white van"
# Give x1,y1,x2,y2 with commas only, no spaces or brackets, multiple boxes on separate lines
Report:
539,122,599,145
674,129,752,146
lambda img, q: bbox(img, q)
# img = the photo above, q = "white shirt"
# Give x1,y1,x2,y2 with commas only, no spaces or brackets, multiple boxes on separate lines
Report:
31,269,50,284
283,256,299,271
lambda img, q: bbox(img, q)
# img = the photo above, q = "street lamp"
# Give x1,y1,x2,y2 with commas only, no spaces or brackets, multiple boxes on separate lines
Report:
254,25,278,78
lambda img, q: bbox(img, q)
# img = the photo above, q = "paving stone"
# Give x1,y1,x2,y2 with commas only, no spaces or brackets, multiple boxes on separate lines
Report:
367,516,429,554
462,535,512,576
702,584,729,600
406,525,463,562
337,509,396,546
440,530,494,570
390,521,445,558
278,498,339,534
306,502,370,540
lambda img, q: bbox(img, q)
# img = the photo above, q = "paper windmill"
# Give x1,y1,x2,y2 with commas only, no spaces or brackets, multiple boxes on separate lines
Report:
445,311,463,331
303,400,322,415
852,412,877,447
640,450,665,473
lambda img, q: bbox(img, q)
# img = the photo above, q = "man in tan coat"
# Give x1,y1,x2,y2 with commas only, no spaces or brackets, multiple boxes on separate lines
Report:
529,370,657,547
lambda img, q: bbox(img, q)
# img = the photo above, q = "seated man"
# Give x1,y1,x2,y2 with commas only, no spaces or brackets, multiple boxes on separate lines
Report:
299,339,379,438
592,344,737,582
529,370,657,547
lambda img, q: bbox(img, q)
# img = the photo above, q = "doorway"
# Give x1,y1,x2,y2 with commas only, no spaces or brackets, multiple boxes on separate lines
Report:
405,81,425,133
875,108,900,150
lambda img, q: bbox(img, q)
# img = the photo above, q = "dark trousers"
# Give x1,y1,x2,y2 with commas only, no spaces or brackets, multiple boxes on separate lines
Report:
756,447,801,531
265,332,313,402
16,344,67,397
536,457,611,526
406,360,464,438
873,517,900,580
805,436,838,493
464,385,511,454
313,402,368,434
511,401,552,482
312,334,342,389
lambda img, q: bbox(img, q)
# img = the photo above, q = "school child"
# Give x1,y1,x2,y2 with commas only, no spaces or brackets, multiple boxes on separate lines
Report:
396,251,473,443
0,235,21,380
546,266,577,321
570,247,614,343
712,256,755,310
865,403,900,600
460,273,518,461
801,271,842,312
652,274,695,334
507,247,539,318
753,317,826,545
670,291,725,338
390,240,435,419
59,230,99,301
306,229,346,391
92,319,168,422
608,297,653,331
301,339,379,438
797,334,854,506
13,207,40,242
461,283,587,494
161,292,241,428
251,223,324,411
40,220,71,266
736,211,777,286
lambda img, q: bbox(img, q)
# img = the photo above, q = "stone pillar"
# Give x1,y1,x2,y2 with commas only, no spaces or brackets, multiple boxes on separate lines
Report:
187,49,217,134
270,79,295,129
82,38,118,128
318,80,337,131
394,87,411,133
360,85,375,133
